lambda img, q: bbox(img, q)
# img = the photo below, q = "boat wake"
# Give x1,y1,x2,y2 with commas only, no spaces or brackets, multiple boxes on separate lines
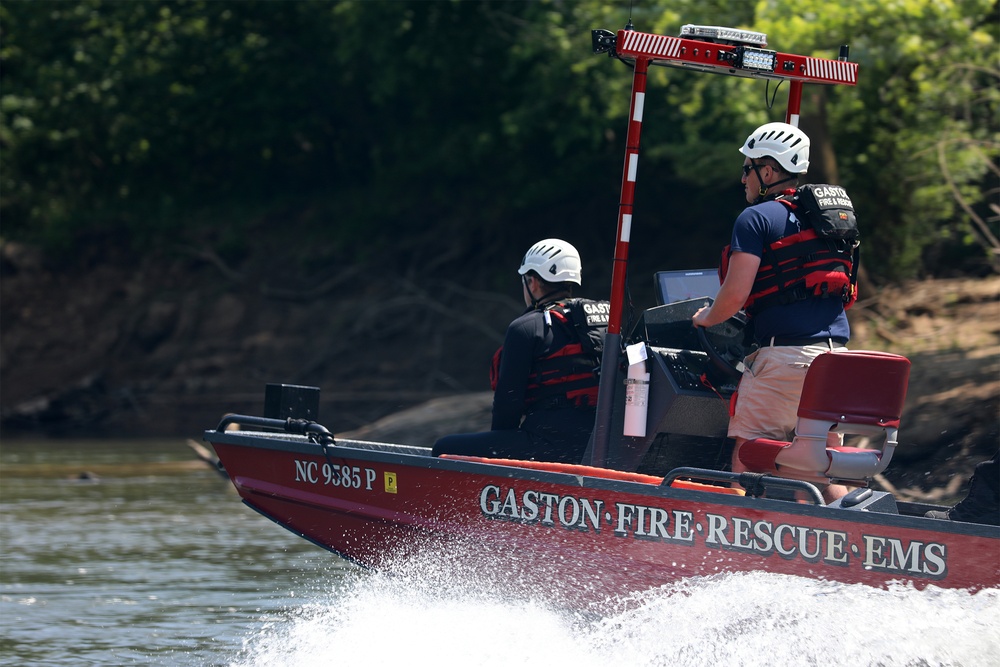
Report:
230,550,1000,667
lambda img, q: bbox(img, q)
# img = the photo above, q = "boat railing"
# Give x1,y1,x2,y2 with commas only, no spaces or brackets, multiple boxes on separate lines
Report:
664,467,825,505
215,413,335,446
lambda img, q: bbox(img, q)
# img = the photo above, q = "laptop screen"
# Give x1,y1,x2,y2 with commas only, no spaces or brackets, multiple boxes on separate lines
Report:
654,269,720,305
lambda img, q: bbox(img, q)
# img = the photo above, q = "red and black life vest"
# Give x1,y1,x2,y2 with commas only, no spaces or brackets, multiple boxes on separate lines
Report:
721,186,860,316
490,299,609,410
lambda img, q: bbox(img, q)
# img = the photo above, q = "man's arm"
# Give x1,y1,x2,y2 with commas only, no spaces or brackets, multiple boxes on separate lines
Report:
692,251,760,327
491,318,535,430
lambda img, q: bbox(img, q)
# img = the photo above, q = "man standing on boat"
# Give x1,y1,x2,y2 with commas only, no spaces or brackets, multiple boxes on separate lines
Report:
692,122,852,502
432,239,605,463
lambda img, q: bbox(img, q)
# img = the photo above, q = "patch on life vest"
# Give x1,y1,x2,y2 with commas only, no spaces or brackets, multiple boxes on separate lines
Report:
578,300,610,327
791,184,859,241
562,299,610,357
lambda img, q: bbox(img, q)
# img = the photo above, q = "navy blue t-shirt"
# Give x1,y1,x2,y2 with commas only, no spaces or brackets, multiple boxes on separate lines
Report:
730,200,850,344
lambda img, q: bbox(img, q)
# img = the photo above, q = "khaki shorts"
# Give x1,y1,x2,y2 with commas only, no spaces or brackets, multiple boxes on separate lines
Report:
728,343,847,442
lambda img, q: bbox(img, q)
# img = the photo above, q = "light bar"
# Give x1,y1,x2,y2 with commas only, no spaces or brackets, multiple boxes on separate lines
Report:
610,29,859,86
731,46,777,72
679,24,767,47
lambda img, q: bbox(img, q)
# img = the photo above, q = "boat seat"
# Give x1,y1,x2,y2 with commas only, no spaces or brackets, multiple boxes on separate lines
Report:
738,350,911,485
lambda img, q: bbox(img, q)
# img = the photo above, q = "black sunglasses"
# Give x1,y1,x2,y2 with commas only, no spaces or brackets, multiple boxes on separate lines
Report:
741,162,756,177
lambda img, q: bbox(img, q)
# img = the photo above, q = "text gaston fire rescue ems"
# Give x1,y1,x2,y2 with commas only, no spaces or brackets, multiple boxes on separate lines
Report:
478,483,949,579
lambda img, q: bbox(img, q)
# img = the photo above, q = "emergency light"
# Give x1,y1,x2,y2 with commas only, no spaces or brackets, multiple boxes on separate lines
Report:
678,24,767,48
725,45,778,72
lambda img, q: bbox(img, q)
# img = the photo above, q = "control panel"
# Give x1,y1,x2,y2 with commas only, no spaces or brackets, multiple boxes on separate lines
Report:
654,348,734,394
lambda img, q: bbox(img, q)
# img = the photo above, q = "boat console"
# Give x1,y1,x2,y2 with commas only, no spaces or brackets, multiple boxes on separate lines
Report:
583,274,748,475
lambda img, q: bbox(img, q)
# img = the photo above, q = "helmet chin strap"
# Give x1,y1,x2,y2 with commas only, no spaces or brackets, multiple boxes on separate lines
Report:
751,163,798,204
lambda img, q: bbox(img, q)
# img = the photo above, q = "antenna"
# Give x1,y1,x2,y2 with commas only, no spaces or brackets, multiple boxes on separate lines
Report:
625,0,634,31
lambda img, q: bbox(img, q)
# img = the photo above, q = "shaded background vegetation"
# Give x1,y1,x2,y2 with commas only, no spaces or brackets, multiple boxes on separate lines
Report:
0,0,998,442
3,0,998,283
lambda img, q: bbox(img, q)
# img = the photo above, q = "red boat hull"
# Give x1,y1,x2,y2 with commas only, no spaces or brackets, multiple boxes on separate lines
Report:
208,430,999,605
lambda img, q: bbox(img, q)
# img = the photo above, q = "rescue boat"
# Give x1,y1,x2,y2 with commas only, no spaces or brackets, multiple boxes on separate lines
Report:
205,23,999,603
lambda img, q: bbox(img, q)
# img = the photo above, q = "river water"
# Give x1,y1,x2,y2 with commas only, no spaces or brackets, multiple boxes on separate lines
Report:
2,439,998,667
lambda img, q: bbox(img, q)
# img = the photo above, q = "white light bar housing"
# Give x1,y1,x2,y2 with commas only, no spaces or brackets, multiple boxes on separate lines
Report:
679,24,768,48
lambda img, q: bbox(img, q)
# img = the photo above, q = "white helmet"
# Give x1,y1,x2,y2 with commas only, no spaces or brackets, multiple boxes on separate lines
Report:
740,122,810,174
518,238,582,285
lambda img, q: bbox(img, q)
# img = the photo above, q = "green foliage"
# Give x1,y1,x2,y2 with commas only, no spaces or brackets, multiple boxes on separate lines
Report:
755,0,1000,279
3,1,330,243
1,0,996,280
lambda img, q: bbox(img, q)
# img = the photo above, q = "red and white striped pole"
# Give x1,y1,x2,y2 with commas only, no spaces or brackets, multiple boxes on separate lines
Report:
785,79,803,127
589,55,650,467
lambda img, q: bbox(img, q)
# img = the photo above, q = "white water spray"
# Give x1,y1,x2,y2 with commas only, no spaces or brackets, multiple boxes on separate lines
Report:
231,549,1000,667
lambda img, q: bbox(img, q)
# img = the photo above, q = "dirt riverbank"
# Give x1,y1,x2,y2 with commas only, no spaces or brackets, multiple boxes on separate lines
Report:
1,241,996,504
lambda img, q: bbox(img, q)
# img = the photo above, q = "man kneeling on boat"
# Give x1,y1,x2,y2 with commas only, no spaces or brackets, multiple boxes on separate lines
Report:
432,239,607,464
